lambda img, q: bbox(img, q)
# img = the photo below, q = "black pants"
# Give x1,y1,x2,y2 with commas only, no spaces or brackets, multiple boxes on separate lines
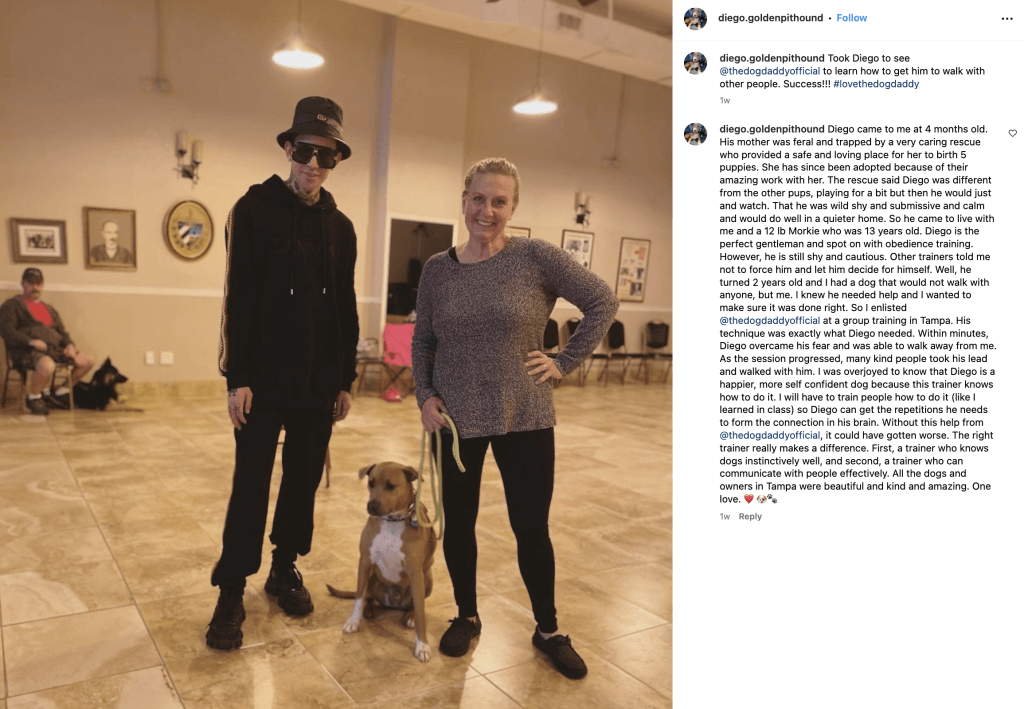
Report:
211,402,334,588
436,427,558,633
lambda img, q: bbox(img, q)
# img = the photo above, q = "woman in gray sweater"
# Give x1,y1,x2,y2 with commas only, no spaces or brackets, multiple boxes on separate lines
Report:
412,157,618,678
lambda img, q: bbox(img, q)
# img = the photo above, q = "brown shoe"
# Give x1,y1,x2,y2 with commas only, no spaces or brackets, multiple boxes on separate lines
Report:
532,628,588,679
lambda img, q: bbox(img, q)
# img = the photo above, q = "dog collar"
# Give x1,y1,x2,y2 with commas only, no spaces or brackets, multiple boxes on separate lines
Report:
383,503,416,522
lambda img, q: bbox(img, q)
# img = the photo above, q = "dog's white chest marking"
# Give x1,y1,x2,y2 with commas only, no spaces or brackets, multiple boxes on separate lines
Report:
369,520,406,584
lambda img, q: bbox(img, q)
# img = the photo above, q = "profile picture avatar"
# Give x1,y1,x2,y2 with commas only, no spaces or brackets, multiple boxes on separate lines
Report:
685,123,707,145
684,8,707,30
685,52,707,75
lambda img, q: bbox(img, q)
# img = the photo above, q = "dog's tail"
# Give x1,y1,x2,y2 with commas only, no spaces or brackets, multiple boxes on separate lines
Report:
325,584,357,599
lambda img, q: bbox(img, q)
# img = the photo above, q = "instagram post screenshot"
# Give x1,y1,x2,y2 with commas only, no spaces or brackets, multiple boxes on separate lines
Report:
677,3,1022,706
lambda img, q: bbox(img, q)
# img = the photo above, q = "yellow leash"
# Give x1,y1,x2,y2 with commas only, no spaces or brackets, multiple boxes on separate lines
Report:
415,413,465,539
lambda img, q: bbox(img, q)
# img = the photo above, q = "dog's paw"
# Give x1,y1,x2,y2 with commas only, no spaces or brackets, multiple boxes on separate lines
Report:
414,638,431,662
342,617,361,633
405,616,416,629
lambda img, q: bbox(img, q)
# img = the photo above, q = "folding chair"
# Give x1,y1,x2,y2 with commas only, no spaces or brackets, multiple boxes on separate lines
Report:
2,350,22,409
589,320,631,386
381,323,416,396
637,321,672,384
3,350,75,412
542,318,562,388
561,318,587,386
353,337,383,396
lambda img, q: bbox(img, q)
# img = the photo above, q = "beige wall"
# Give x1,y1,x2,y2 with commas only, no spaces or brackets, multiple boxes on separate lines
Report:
461,38,673,350
1,0,671,384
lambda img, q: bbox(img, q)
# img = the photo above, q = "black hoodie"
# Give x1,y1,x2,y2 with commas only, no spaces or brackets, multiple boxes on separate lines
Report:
218,175,359,408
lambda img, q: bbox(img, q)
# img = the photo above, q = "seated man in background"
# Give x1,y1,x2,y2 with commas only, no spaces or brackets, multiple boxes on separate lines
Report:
0,268,94,415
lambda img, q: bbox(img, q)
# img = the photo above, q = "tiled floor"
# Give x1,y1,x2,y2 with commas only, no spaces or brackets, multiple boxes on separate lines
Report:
0,380,671,708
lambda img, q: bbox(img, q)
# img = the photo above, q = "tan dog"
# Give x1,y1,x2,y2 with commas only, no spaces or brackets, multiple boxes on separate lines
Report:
329,462,437,662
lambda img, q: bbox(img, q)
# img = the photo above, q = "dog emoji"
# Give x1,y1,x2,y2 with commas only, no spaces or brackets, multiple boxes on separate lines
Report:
329,462,437,662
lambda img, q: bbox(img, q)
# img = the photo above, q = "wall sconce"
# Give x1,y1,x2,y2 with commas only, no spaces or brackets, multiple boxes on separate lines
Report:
175,131,204,185
575,191,591,227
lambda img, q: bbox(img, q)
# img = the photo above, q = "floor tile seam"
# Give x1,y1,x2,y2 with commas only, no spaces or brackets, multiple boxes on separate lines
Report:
0,599,139,630
561,571,672,613
586,622,674,701
44,444,174,700
342,673,476,708
286,633,359,708
477,673,528,708
1,617,7,700
582,533,673,564
4,660,166,702
593,619,671,644
394,674,527,709
554,533,655,567
44,448,143,616
581,498,674,522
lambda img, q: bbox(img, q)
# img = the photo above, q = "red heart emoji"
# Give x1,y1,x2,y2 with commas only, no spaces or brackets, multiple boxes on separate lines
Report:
744,494,754,503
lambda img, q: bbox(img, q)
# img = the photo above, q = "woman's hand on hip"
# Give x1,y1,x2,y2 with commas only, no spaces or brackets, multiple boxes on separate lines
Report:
526,350,563,385
421,396,450,433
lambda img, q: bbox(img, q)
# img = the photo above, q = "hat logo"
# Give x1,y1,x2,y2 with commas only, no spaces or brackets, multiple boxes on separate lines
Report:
317,114,327,121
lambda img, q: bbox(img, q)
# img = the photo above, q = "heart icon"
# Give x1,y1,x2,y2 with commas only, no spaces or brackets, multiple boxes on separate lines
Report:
1011,130,1018,137
744,494,754,503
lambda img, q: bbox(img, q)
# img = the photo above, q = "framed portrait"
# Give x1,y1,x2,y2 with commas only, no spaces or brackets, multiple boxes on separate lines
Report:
9,218,68,264
506,225,531,239
617,237,651,302
84,207,136,271
561,229,594,270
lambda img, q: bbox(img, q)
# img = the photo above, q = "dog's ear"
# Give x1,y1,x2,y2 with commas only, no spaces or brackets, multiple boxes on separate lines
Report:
403,467,420,484
103,357,111,367
358,464,375,480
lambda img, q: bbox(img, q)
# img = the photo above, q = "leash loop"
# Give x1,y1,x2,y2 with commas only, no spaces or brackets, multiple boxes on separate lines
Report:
414,413,464,539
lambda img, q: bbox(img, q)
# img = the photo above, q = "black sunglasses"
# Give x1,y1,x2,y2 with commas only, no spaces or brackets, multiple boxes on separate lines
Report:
291,142,340,169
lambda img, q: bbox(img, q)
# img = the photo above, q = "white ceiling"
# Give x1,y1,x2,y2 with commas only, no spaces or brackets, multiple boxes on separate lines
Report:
334,0,673,86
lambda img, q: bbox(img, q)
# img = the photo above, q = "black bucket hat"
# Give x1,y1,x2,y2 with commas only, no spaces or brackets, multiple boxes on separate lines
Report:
276,96,352,161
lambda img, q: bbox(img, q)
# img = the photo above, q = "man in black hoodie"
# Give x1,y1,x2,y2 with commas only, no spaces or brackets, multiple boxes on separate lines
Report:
207,97,360,650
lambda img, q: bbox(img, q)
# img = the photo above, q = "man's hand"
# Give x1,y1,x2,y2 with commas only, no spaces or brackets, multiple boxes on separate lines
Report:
63,344,78,358
334,390,352,421
227,387,253,429
29,339,47,352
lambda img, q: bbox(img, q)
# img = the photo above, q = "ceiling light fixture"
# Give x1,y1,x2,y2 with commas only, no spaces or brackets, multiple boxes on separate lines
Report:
273,0,324,70
513,1,557,115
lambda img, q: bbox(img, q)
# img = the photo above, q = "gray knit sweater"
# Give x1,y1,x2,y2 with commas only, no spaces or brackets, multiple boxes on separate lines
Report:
412,237,618,438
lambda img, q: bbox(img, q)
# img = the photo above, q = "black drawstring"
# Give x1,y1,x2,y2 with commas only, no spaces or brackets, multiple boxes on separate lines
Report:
289,205,297,296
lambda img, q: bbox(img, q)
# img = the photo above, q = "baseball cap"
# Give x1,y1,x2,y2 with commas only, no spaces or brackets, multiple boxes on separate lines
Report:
21,268,43,284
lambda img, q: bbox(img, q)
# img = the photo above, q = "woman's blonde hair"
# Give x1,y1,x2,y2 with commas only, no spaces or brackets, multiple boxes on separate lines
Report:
463,157,520,208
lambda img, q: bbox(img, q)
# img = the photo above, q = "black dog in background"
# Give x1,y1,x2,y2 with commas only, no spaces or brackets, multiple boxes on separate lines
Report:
73,358,128,410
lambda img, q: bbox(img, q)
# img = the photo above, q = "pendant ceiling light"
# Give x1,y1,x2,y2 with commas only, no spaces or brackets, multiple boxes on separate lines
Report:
513,1,557,115
273,0,324,70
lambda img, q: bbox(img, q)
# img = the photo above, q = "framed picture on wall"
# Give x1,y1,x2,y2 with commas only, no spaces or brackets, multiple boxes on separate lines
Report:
561,229,594,270
84,207,136,271
9,218,68,264
506,225,531,239
617,237,651,302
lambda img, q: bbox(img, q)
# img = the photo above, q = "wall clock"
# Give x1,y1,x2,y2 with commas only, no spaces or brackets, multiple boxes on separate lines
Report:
164,199,214,260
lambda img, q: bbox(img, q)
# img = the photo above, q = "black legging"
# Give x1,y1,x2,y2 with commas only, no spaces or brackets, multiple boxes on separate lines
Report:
435,427,558,633
211,401,334,588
